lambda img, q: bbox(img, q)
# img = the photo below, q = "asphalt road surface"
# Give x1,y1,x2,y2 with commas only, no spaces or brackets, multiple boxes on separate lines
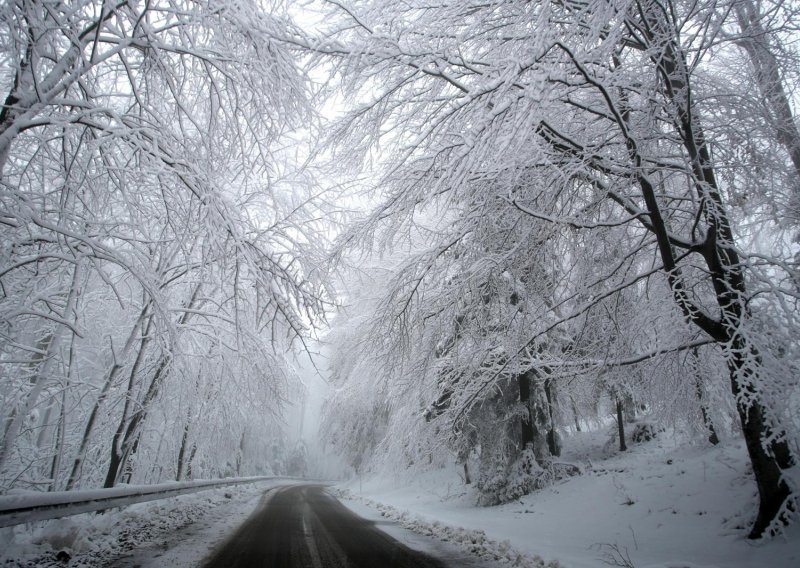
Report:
201,485,448,568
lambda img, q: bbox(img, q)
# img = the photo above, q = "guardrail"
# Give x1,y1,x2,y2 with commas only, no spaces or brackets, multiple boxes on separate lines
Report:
0,476,297,528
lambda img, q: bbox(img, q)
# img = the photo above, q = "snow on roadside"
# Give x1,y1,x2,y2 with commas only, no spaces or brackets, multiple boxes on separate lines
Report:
339,434,800,568
334,487,562,567
0,480,291,567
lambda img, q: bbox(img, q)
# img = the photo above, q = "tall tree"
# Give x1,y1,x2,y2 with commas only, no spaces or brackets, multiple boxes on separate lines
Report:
0,0,331,490
312,0,798,537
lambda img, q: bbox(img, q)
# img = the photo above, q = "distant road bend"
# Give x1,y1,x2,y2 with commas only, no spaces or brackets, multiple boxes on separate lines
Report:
202,484,447,568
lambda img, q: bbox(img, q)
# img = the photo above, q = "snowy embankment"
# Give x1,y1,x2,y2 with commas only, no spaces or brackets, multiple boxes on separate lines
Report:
338,433,800,568
0,479,296,567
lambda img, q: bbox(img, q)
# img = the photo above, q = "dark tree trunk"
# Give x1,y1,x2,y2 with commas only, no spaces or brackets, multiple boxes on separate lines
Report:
463,462,471,485
103,346,165,489
544,378,561,457
622,392,637,423
67,307,152,490
616,397,627,452
570,396,582,432
235,431,245,477
103,447,122,489
697,388,720,446
120,434,139,484
518,370,535,449
104,285,199,488
176,419,191,481
614,1,796,537
187,444,197,480
49,383,67,492
728,338,792,537
693,365,719,445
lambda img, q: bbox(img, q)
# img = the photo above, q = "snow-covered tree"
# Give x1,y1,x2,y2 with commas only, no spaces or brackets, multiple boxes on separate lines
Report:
312,0,799,537
0,0,331,491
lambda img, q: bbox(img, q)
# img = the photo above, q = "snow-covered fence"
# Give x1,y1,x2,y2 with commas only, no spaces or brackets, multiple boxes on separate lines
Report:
0,477,295,527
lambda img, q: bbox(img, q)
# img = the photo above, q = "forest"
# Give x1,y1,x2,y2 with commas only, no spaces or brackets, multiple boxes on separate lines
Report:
0,0,798,544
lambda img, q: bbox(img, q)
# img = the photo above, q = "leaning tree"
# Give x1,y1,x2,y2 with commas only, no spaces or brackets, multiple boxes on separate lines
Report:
310,0,798,537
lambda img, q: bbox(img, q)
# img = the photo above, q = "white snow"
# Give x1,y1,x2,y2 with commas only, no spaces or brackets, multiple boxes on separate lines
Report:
3,435,798,568
337,489,561,567
337,492,516,567
0,480,299,567
337,432,800,568
0,477,277,521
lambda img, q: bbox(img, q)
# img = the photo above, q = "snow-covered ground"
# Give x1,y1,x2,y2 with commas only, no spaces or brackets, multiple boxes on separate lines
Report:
338,490,562,567
338,431,800,568
0,480,295,567
2,435,798,568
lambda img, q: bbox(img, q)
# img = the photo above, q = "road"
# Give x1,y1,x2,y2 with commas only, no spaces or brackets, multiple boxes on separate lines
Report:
201,485,449,568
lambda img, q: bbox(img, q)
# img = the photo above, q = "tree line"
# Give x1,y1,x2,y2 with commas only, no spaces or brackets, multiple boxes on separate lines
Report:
315,0,799,539
0,1,331,491
0,0,797,541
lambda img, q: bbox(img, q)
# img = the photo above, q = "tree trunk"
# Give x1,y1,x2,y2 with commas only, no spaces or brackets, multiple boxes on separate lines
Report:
696,376,719,446
518,370,535,449
103,284,201,487
235,431,245,477
544,378,561,457
176,413,192,481
615,396,627,452
119,434,140,485
735,0,800,183
570,396,582,432
621,1,795,536
49,358,70,492
103,447,123,489
104,355,170,488
102,343,154,488
728,338,792,537
34,403,54,451
692,349,720,446
519,368,553,464
46,334,77,491
66,306,152,490
186,444,197,480
0,332,54,472
622,392,637,423
1,261,83,473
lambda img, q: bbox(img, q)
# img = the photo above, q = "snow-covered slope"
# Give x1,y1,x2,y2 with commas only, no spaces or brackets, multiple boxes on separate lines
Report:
338,433,800,568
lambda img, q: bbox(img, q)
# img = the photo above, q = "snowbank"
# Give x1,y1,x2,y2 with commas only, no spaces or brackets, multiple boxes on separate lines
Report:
339,434,800,568
0,480,294,567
